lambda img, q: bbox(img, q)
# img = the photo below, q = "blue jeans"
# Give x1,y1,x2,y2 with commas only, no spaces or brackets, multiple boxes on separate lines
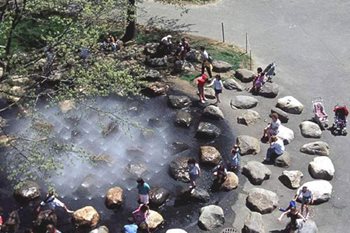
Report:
266,148,282,161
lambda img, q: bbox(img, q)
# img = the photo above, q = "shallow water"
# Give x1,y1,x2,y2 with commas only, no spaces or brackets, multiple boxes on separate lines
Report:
1,95,239,232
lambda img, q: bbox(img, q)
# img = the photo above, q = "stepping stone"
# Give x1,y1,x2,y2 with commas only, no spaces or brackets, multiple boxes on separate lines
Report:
300,141,330,156
246,188,278,214
300,121,322,138
271,107,289,123
212,60,232,73
296,180,332,204
279,170,303,189
309,156,335,180
196,122,221,139
223,78,243,91
236,135,261,155
230,95,258,109
235,69,255,82
242,212,265,233
199,146,222,166
168,95,192,109
274,152,291,167
259,82,279,98
203,105,224,120
242,161,271,185
237,110,261,126
175,110,192,128
198,205,225,230
276,96,304,114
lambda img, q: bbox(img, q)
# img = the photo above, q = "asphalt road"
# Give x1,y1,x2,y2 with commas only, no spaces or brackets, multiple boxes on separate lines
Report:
140,1,350,232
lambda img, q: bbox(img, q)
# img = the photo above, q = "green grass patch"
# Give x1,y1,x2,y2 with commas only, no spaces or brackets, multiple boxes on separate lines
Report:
180,73,198,82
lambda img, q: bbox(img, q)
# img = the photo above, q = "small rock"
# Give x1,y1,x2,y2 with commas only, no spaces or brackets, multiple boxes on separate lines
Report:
105,187,123,209
246,188,278,214
143,82,169,97
199,146,222,166
237,110,261,126
146,210,164,229
145,56,167,67
279,170,303,189
259,83,279,98
274,152,291,167
72,206,100,228
59,100,75,113
296,180,332,204
300,121,322,138
242,211,265,233
212,60,232,73
196,122,221,139
277,125,295,145
168,95,192,109
126,147,144,156
145,69,162,81
223,78,243,91
198,205,225,230
271,107,289,123
309,156,335,180
235,69,255,82
0,135,15,147
204,88,216,99
300,141,330,156
230,96,258,109
276,96,304,114
144,43,159,55
221,172,239,190
149,187,170,207
242,161,271,185
175,110,192,128
169,157,191,182
203,105,224,120
236,135,261,155
13,180,41,203
101,121,118,137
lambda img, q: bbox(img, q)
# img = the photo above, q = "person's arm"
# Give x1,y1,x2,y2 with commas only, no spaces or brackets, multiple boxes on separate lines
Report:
207,79,215,87
297,212,306,221
219,80,224,89
278,211,288,221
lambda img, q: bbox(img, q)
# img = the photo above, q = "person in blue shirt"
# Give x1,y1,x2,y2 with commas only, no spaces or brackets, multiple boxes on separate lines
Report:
123,218,138,233
136,178,151,205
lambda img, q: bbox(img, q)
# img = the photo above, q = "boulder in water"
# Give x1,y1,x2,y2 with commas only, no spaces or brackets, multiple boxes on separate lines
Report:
196,122,221,139
199,146,222,166
198,205,225,230
72,206,100,228
169,157,191,182
149,187,170,207
13,180,41,203
168,95,192,109
105,187,124,209
175,110,192,128
246,188,278,214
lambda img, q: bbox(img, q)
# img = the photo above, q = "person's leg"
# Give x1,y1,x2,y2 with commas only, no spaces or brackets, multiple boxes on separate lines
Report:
265,148,273,161
201,63,205,75
305,203,309,219
206,65,213,79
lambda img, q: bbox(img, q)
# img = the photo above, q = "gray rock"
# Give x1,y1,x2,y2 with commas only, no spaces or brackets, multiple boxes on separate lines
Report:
276,96,304,114
235,69,255,82
74,174,97,197
126,162,148,178
279,170,304,189
223,78,243,91
300,141,330,156
149,187,170,207
72,206,100,228
169,142,190,155
14,180,41,203
145,56,167,67
169,157,191,182
199,146,222,166
274,152,291,167
196,122,221,139
143,82,169,97
145,69,162,81
242,161,271,185
204,88,216,99
190,188,210,203
236,135,261,155
212,60,232,73
277,125,295,145
271,107,289,123
175,110,192,128
198,205,225,230
0,67,3,78
259,82,279,98
300,121,322,138
89,226,109,233
203,105,224,120
237,110,261,126
309,156,335,180
298,219,318,233
185,49,200,63
168,95,192,109
242,211,265,233
296,180,332,204
221,172,239,191
230,96,258,109
246,188,279,214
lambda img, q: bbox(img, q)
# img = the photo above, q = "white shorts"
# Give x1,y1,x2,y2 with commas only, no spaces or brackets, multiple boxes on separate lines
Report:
139,194,149,204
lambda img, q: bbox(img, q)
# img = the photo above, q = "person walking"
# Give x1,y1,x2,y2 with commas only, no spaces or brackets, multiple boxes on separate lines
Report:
200,46,213,79
187,158,201,189
264,136,285,164
278,206,306,233
136,178,151,205
208,75,223,104
194,74,208,103
37,190,73,213
295,186,313,219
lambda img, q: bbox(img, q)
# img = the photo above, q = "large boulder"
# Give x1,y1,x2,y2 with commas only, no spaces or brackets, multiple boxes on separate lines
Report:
168,95,192,109
259,82,279,98
13,180,41,203
72,206,100,228
223,78,243,91
143,82,169,97
89,226,109,233
242,211,265,233
246,188,278,214
237,110,261,126
242,161,271,185
230,96,258,109
279,170,303,189
300,121,322,138
203,105,224,120
104,187,123,209
235,69,255,82
277,125,294,145
296,180,332,204
236,135,261,155
309,156,335,180
175,110,192,128
300,141,330,156
221,172,239,190
146,210,164,229
198,205,225,230
196,122,221,139
274,152,291,167
149,187,170,207
276,96,304,114
199,146,222,166
271,107,289,123
298,219,318,233
212,60,232,73
169,157,191,182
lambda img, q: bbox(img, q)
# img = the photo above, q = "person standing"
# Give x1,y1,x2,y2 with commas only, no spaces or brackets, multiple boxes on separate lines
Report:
200,46,213,79
212,163,227,184
37,190,73,213
208,75,223,104
295,186,313,219
278,206,306,232
136,178,151,205
194,74,208,103
264,136,285,163
187,158,201,189
230,144,241,173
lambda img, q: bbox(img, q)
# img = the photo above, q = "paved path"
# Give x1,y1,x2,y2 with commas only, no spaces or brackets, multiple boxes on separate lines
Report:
140,1,350,232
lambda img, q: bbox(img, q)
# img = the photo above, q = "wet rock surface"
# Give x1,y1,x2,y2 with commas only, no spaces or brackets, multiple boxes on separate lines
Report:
13,180,41,203
196,122,221,139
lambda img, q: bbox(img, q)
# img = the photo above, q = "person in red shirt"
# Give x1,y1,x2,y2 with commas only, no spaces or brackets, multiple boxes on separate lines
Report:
194,74,208,103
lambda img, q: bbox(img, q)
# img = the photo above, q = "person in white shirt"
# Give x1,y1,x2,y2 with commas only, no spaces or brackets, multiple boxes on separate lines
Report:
295,186,313,219
264,136,284,163
263,113,281,142
208,75,223,104
37,190,73,213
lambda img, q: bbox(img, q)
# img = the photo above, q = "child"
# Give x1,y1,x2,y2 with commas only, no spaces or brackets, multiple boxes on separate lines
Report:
187,158,201,189
208,75,223,104
194,74,208,103
230,144,241,173
37,190,73,213
263,113,281,142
